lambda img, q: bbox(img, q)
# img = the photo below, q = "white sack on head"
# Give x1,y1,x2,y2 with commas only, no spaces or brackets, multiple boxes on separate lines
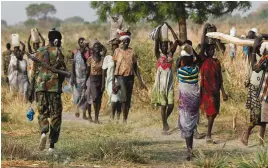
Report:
206,32,255,46
110,15,123,41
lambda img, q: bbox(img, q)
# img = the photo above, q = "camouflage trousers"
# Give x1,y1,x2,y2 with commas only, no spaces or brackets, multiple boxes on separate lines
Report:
36,92,63,144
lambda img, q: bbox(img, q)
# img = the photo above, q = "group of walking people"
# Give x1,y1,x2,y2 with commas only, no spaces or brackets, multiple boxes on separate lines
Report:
2,20,268,161
150,22,229,160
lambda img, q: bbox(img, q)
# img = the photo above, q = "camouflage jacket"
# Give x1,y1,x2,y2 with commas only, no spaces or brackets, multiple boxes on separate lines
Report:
2,50,12,76
30,45,66,93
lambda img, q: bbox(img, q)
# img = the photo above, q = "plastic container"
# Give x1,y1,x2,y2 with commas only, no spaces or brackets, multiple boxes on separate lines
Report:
161,23,169,41
230,27,236,37
31,28,40,43
12,34,20,47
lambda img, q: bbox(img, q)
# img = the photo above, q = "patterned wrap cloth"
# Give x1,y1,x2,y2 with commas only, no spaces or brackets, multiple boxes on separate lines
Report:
177,66,200,138
152,54,174,106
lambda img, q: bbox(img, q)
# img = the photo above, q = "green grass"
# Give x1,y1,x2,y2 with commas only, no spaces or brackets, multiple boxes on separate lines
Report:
238,147,268,168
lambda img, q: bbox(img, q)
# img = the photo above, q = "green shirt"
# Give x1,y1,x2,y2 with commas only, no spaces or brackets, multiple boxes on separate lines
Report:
31,45,66,93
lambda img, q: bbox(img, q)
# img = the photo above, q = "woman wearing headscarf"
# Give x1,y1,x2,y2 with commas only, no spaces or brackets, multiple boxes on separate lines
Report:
27,28,45,54
27,29,46,85
112,28,147,123
177,44,200,161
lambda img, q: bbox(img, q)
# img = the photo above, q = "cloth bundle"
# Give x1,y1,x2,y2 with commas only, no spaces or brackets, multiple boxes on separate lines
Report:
26,107,35,121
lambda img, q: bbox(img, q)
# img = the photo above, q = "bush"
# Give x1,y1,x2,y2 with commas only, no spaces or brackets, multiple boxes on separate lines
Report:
238,147,268,168
194,149,229,168
86,139,146,163
24,19,37,27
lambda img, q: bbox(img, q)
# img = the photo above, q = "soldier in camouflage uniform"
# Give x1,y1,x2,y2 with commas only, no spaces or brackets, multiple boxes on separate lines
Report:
2,43,12,85
28,28,66,152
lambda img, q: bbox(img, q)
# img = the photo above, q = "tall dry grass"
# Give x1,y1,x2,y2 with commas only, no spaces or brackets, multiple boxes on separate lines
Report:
2,20,267,126
1,20,268,166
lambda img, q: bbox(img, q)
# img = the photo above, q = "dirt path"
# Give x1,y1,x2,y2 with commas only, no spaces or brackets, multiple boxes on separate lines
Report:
62,111,256,153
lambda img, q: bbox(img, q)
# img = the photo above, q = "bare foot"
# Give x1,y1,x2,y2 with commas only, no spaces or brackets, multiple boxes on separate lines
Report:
161,130,169,135
166,124,170,131
94,120,102,124
206,136,216,144
241,132,248,146
88,117,93,123
75,112,80,118
83,115,89,120
186,154,191,161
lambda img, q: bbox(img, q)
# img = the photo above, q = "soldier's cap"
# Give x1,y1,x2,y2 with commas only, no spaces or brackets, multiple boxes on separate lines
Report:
48,28,62,41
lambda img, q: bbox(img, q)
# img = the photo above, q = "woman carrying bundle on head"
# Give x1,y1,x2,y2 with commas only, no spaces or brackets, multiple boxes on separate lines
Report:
27,28,45,83
151,22,183,134
27,28,45,54
8,35,29,101
241,33,268,146
198,23,228,143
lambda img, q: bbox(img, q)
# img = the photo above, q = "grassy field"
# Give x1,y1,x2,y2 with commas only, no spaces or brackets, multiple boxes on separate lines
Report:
1,21,268,167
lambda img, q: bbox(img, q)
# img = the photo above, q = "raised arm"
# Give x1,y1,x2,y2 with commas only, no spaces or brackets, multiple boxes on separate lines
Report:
252,36,268,72
154,26,161,59
28,53,38,103
38,30,45,47
20,41,25,53
251,36,263,70
27,34,33,54
165,22,183,56
199,23,212,60
262,33,268,40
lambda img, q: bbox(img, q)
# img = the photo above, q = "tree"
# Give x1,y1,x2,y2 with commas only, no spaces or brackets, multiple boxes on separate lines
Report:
26,3,56,20
1,19,7,27
257,2,268,19
39,3,57,19
64,16,84,23
90,1,251,41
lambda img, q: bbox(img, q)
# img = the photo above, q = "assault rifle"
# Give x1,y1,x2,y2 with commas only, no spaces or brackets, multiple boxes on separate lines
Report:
28,53,71,78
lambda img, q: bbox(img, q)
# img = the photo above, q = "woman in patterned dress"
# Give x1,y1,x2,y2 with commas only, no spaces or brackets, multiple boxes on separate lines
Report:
177,44,200,161
151,22,183,134
198,23,228,143
71,37,90,119
86,40,107,124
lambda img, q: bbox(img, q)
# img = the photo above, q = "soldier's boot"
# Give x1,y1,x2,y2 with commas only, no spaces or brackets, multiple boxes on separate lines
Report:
39,133,47,151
